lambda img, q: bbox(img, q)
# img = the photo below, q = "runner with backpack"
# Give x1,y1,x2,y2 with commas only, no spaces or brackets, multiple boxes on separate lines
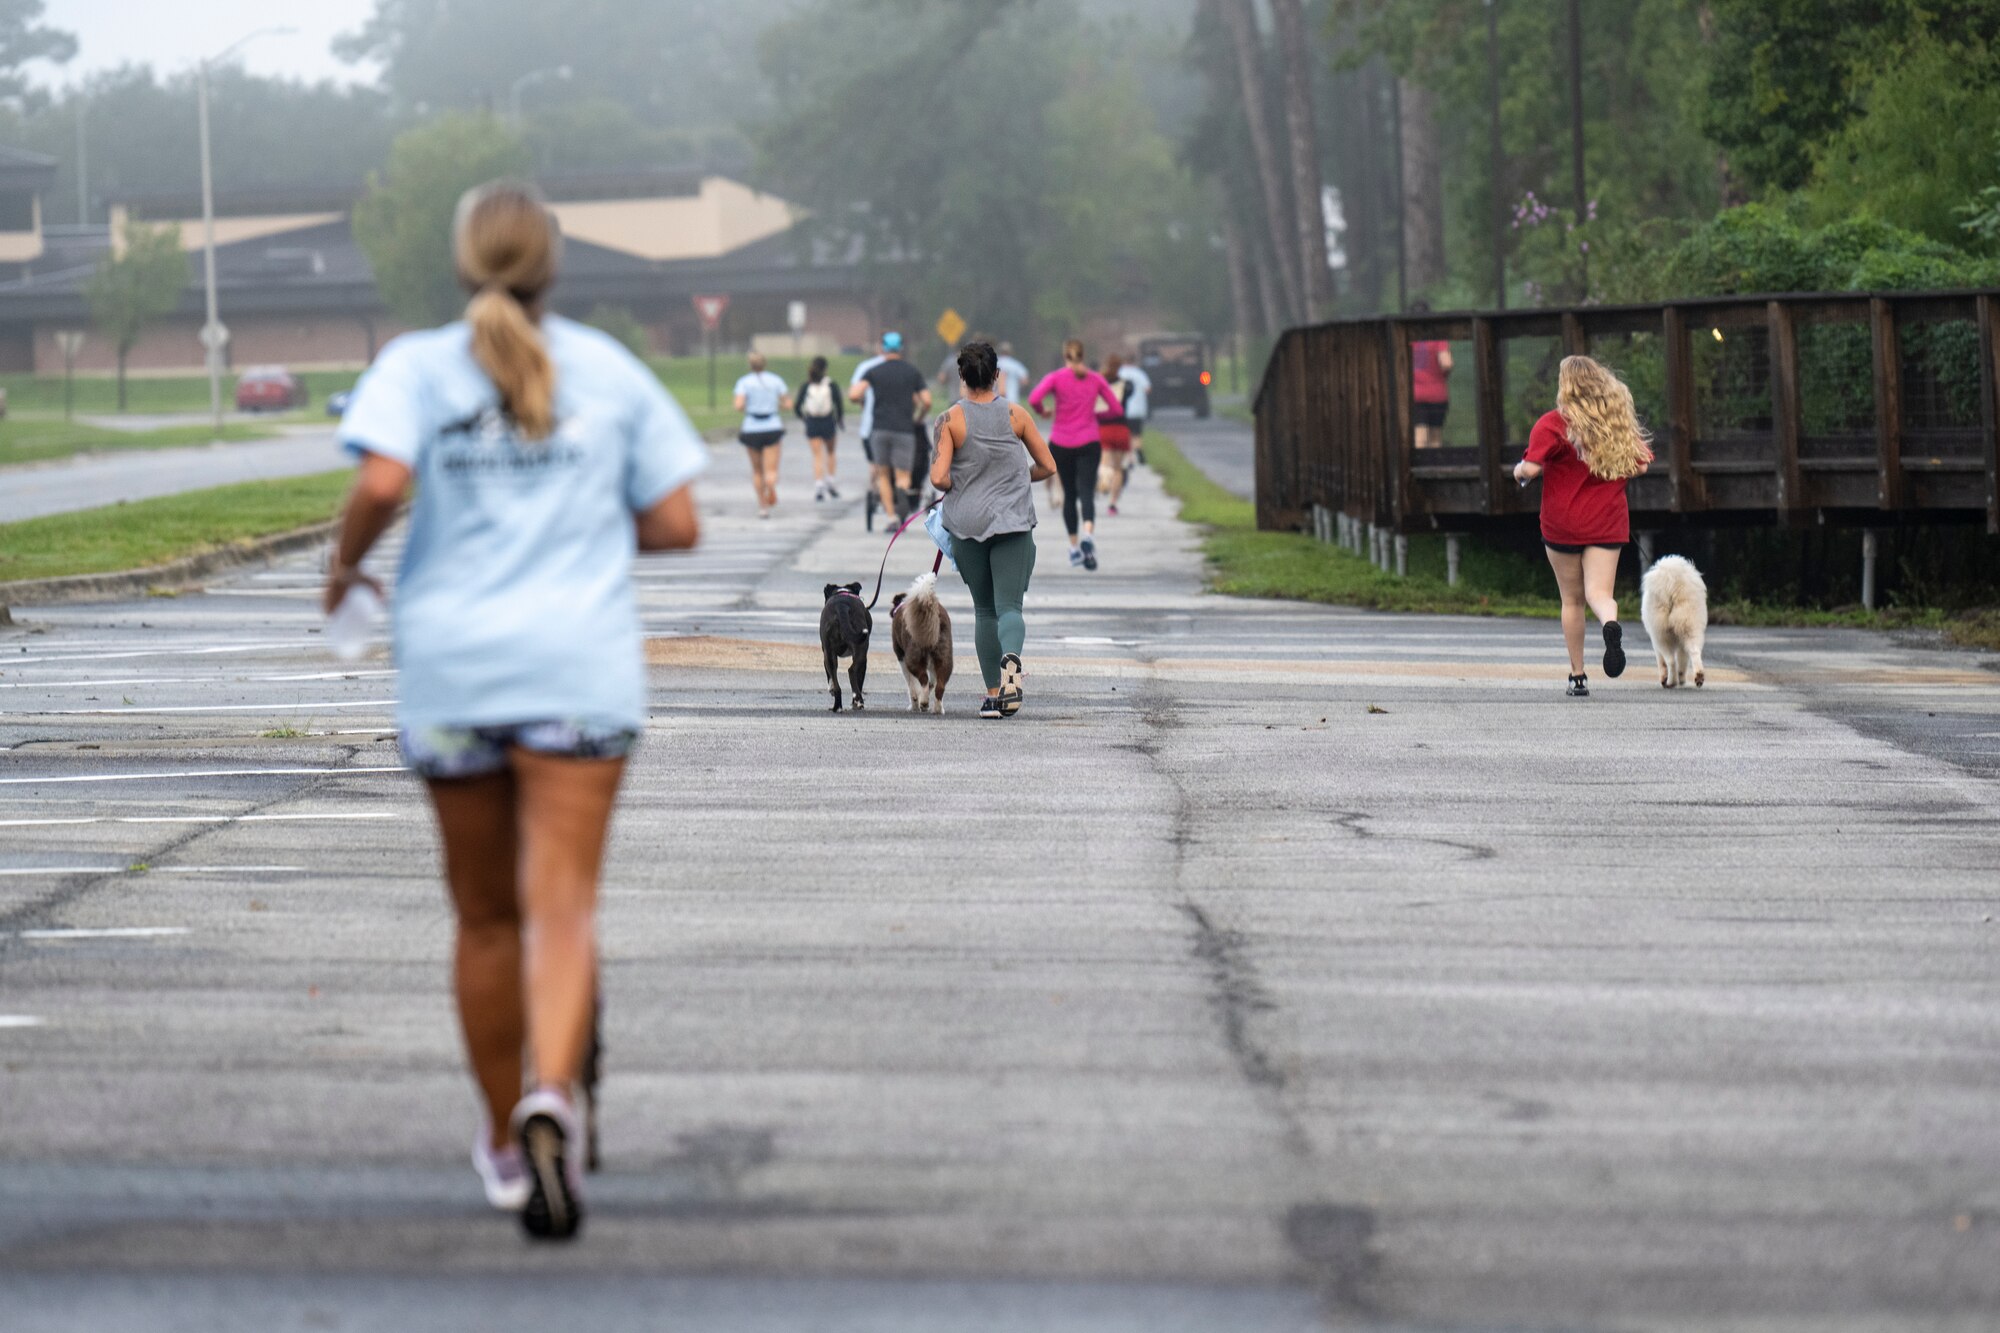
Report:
796,356,844,502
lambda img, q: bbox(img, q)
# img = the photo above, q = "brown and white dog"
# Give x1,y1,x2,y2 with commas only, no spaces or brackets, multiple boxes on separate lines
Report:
890,572,954,714
1641,554,1708,688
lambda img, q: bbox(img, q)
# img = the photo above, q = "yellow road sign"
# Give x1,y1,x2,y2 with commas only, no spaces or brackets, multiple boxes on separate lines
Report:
936,308,967,346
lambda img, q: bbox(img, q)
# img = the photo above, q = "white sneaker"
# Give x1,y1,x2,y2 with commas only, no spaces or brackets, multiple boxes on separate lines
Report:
472,1123,530,1212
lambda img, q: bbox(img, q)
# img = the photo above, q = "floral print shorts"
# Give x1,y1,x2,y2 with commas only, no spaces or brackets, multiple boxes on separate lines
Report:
398,720,640,780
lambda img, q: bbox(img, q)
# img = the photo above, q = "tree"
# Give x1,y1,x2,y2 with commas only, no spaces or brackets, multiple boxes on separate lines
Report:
1398,77,1447,297
1700,0,2000,194
351,114,531,328
1217,0,1303,323
1270,0,1333,319
0,0,73,98
85,221,187,411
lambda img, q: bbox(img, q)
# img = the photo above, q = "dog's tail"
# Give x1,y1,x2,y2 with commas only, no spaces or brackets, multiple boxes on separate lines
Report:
900,572,943,640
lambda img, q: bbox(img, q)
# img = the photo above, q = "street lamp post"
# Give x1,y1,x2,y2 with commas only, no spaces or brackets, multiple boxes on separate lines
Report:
197,27,294,435
509,65,573,122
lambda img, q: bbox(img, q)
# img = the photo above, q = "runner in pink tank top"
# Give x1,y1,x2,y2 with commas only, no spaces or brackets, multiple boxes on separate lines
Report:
1028,339,1123,570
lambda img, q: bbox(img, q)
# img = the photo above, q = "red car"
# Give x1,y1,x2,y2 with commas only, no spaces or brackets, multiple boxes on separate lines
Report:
235,367,308,412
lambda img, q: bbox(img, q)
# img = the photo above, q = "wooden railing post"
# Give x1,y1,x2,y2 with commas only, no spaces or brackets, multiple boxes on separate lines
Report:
1560,310,1588,357
1980,294,2000,535
1870,297,1905,511
1389,321,1413,526
1474,317,1506,514
1662,305,1700,512
1767,300,1803,522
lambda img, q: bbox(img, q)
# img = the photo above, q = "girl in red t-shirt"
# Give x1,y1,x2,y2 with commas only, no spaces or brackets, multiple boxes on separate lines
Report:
1513,356,1654,697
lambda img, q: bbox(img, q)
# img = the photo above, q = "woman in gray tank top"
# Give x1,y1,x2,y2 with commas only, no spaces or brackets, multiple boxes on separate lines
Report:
931,342,1058,718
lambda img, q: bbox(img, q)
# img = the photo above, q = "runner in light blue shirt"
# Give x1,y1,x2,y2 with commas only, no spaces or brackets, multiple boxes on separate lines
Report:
732,351,792,517
338,314,707,736
324,181,704,1242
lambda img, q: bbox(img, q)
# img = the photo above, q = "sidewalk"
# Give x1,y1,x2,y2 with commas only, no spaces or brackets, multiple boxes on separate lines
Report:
0,428,343,524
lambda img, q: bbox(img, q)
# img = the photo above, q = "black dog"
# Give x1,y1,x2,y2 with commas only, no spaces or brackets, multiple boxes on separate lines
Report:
820,582,870,711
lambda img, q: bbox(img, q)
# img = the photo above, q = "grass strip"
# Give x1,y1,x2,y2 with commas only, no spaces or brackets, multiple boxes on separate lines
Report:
0,471,352,585
0,417,270,467
0,369,360,417
1145,432,1981,641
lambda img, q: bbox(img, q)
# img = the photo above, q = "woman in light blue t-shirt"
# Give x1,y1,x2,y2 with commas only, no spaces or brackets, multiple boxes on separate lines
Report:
325,182,706,1241
732,351,792,518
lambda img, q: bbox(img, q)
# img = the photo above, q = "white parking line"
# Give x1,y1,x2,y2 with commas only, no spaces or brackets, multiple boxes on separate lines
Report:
16,927,190,940
0,766,403,786
0,813,402,827
12,700,397,716
0,1016,45,1028
0,867,130,876
152,866,308,874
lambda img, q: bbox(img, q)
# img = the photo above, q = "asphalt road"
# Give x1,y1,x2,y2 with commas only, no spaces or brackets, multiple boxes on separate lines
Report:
2,421,1998,1331
0,427,343,524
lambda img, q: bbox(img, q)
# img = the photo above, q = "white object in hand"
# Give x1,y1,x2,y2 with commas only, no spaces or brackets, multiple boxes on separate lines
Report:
325,585,383,663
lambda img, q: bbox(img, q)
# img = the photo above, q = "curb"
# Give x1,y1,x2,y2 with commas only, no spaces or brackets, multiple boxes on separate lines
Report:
0,518,341,610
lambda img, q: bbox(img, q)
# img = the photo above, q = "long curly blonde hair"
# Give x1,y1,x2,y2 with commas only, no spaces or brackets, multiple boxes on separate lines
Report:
1557,355,1653,481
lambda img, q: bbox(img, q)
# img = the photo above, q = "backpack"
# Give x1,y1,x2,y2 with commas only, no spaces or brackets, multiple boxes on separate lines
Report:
802,379,836,417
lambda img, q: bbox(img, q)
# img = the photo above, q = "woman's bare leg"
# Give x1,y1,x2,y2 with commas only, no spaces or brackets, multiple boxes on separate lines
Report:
809,437,831,483
1582,546,1621,626
761,445,783,507
1545,546,1587,674
510,750,626,1090
428,772,523,1150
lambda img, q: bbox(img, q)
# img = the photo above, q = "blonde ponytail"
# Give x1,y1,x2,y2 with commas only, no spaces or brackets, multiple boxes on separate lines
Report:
453,181,563,441
466,284,556,440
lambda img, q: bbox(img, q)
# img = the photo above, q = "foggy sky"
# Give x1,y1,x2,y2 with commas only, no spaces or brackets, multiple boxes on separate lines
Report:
38,0,379,87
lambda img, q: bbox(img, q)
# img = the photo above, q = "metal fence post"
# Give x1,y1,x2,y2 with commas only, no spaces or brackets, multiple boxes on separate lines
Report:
1446,535,1463,587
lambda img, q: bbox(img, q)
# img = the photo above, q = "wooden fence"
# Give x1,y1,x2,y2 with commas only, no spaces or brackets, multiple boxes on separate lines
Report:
1253,291,2000,539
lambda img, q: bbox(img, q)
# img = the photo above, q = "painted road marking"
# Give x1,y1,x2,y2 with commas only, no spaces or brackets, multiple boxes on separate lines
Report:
0,1016,46,1028
0,670,395,691
11,700,397,716
0,767,404,786
152,866,308,874
0,813,402,827
0,867,129,877
15,927,191,940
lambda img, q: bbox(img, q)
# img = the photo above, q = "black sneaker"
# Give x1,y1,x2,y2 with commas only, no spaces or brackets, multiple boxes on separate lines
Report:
1080,537,1098,571
1602,622,1626,678
1566,673,1590,698
998,653,1024,715
979,695,1005,719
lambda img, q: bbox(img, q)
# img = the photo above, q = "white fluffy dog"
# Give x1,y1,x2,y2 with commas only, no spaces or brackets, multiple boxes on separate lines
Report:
1641,555,1709,688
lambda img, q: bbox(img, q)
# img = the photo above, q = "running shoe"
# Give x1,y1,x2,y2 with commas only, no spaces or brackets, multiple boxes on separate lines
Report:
512,1087,585,1241
1566,673,1590,698
1602,622,1627,678
814,480,827,502
826,482,841,500
1069,546,1085,568
1107,503,1120,517
979,695,1005,719
1080,538,1098,571
998,653,1024,716
472,1126,530,1212
758,507,771,521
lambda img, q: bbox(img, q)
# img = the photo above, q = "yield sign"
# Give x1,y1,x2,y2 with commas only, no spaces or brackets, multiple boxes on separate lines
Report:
935,307,966,346
692,294,730,331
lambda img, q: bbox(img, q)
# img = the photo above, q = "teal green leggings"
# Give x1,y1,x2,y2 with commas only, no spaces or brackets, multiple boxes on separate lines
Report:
954,530,1037,688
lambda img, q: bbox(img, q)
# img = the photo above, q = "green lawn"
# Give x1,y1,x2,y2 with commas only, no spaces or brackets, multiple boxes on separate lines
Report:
0,416,270,467
0,471,352,586
1146,431,1980,642
1,369,361,418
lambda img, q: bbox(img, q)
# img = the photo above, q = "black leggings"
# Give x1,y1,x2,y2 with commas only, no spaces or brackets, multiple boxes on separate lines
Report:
1053,442,1101,537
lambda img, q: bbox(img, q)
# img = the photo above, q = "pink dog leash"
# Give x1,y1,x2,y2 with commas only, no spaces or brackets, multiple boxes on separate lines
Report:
863,495,946,611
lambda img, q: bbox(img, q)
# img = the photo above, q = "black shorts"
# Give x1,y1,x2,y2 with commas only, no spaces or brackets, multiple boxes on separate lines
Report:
1413,401,1449,429
803,415,838,442
1129,418,1146,437
740,428,785,450
1543,540,1623,555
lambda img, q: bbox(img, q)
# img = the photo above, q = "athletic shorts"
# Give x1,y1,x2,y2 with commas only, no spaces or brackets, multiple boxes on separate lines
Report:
803,414,838,441
400,719,639,781
1129,418,1146,437
1543,540,1623,555
1101,423,1132,452
868,431,917,472
740,428,785,450
1413,401,1449,429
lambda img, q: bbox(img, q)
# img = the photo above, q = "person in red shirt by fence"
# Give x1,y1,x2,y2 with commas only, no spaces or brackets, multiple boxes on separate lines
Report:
1513,355,1654,697
1409,300,1453,449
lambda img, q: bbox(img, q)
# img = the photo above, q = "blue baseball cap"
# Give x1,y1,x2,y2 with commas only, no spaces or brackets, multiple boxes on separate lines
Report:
882,331,903,351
